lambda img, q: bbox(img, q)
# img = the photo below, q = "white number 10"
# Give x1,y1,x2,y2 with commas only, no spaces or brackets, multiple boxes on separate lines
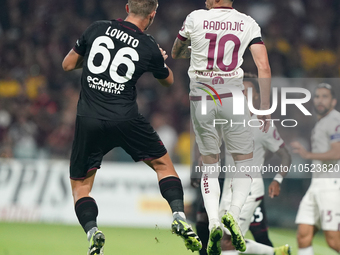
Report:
87,36,139,83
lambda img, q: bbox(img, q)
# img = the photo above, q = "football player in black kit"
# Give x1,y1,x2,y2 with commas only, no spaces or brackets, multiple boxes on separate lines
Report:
62,0,202,254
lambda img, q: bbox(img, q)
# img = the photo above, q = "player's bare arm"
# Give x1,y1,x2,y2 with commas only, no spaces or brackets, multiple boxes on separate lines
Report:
62,49,84,71
249,43,271,133
268,146,291,198
171,37,191,59
291,141,340,160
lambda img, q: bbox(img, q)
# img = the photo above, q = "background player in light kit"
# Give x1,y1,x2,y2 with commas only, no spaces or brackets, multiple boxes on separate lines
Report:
172,0,271,253
62,0,201,254
292,83,340,255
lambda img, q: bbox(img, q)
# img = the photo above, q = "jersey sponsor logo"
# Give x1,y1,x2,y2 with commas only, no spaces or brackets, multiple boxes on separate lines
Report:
195,70,239,78
330,133,340,141
87,75,125,94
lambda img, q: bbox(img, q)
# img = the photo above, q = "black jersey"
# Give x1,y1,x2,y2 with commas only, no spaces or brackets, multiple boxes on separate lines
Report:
73,19,170,120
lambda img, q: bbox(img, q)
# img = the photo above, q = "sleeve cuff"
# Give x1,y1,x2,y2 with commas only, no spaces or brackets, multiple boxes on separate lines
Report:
248,37,264,47
73,46,85,56
177,34,188,41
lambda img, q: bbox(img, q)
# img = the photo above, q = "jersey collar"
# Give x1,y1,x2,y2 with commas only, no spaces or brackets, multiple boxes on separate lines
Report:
116,18,143,33
213,7,233,9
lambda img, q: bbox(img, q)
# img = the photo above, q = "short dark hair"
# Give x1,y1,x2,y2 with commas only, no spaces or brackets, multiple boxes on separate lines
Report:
315,83,336,98
243,73,259,93
128,0,158,18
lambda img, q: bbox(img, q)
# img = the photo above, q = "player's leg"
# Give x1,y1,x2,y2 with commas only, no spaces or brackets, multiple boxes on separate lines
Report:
221,237,290,255
221,234,238,255
112,114,201,251
295,187,318,255
191,99,222,231
144,153,202,251
191,99,223,254
229,152,253,219
220,186,289,255
219,177,238,255
71,172,105,255
195,175,226,255
192,145,209,254
71,171,98,235
296,224,317,255
221,152,253,252
197,212,209,255
219,96,255,252
144,153,182,217
324,231,340,252
201,153,221,228
115,114,182,218
220,185,291,255
70,116,107,255
199,154,225,255
196,198,209,255
317,188,340,253
249,200,273,247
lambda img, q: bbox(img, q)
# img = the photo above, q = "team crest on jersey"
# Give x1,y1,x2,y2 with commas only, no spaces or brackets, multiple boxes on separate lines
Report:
212,76,224,85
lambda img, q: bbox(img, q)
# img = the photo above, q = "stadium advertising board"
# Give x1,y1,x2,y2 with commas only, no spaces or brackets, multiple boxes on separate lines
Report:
0,159,194,228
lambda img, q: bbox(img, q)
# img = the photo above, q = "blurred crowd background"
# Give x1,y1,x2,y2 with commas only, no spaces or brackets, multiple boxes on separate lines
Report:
1,0,340,161
1,0,340,226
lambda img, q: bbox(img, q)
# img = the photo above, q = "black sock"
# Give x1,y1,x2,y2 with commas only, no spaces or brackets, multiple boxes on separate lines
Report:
159,176,184,213
252,231,273,247
75,197,98,233
196,221,209,255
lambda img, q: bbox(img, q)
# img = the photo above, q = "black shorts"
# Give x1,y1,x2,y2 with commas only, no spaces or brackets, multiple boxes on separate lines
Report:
70,114,167,179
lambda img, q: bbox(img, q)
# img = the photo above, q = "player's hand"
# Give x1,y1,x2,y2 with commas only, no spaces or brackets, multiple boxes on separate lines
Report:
191,178,200,188
158,45,168,61
291,141,309,159
268,180,280,198
257,114,271,133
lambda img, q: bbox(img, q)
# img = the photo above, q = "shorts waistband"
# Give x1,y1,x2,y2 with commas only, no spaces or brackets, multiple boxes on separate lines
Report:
189,91,244,101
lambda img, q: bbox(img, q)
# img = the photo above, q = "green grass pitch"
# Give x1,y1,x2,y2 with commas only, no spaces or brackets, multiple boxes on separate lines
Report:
0,222,337,255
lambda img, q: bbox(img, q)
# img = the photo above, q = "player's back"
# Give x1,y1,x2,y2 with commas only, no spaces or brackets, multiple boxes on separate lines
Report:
74,19,168,121
187,8,261,74
180,8,262,95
